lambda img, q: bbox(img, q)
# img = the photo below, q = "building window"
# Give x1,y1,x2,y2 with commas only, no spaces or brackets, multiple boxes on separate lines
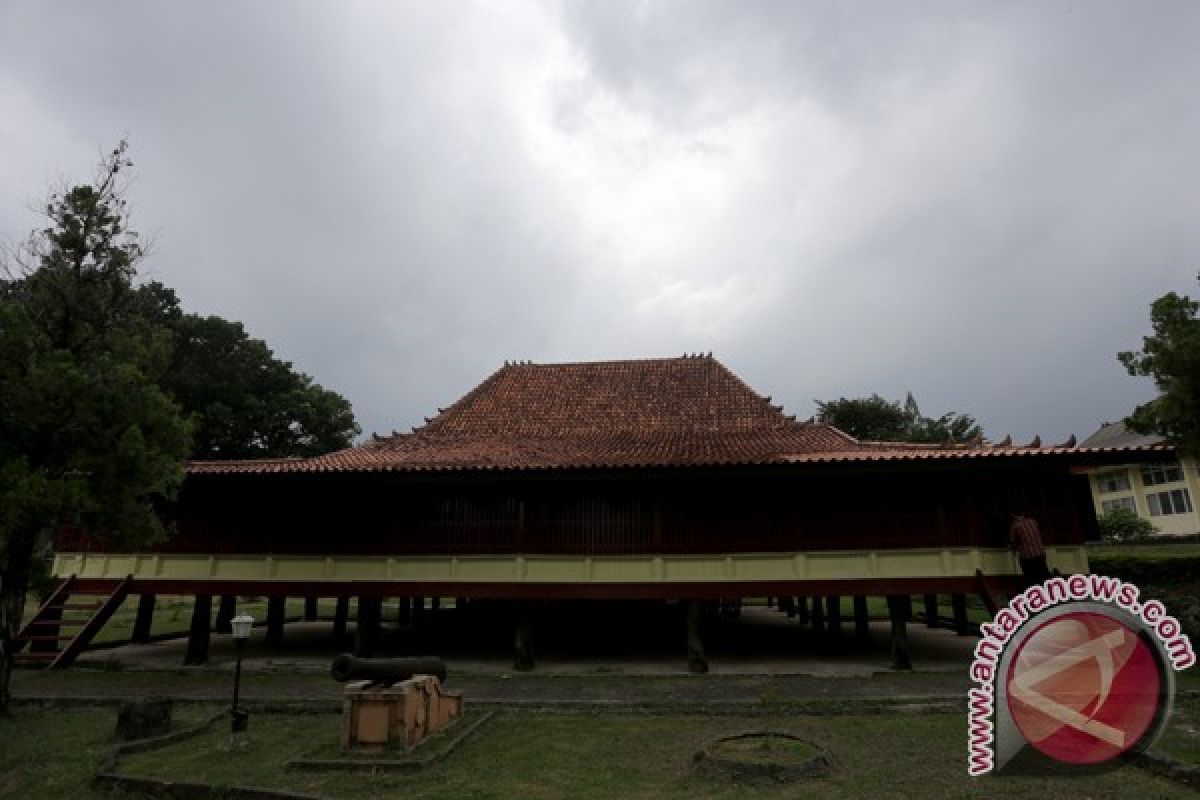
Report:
1095,470,1131,494
1141,464,1184,486
1101,497,1136,514
1147,489,1194,517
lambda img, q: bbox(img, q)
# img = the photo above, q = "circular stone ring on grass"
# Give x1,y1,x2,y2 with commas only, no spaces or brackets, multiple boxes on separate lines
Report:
694,732,831,782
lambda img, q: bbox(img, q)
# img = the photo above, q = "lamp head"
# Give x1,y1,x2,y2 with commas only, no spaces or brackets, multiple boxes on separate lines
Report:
230,614,254,640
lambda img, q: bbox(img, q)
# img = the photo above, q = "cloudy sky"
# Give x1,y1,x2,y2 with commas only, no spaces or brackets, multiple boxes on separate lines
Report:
2,1,1197,444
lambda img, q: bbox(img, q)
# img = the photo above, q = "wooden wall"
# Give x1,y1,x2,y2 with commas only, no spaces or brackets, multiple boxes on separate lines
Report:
57,463,1097,556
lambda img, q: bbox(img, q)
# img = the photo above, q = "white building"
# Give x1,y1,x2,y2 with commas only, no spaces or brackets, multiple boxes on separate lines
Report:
1083,422,1199,537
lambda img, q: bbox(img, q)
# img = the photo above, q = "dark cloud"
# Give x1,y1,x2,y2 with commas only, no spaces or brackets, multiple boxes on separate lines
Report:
3,1,1197,443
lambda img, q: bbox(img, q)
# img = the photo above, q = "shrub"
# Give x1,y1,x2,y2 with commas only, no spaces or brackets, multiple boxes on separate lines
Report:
1097,508,1157,542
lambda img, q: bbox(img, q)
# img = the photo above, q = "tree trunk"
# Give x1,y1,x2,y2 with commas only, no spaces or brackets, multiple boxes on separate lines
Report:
0,542,35,713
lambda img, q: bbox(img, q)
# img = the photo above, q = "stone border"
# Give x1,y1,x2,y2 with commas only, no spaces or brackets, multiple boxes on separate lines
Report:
93,774,331,800
110,709,227,756
286,711,495,773
1134,749,1200,791
694,731,832,782
93,710,334,800
89,707,495,797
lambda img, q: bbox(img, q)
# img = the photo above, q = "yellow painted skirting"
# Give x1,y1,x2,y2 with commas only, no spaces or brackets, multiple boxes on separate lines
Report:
53,547,1089,584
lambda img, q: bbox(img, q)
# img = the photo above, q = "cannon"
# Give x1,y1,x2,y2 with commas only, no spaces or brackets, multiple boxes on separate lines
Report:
330,654,448,686
331,655,462,751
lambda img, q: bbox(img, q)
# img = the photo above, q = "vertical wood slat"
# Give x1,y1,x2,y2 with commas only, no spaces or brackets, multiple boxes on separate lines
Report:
168,468,1082,557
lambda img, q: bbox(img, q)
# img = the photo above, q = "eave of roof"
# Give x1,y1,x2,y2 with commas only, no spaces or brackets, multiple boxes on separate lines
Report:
186,442,1174,475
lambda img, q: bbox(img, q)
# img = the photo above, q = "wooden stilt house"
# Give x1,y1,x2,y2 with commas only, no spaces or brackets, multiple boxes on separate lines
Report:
20,355,1171,669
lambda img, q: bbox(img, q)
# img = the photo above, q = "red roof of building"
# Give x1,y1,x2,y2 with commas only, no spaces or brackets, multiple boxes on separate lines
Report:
187,356,1171,474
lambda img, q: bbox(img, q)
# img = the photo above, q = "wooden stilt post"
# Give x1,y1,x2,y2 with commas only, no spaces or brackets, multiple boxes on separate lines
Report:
266,596,286,647
923,594,939,628
431,597,441,612
853,596,870,646
332,596,349,640
887,594,912,670
686,600,708,674
131,594,156,644
396,596,413,629
354,597,381,658
514,603,535,672
796,596,809,625
183,595,212,665
413,597,424,629
214,595,236,634
304,596,319,622
952,593,970,636
826,595,842,638
811,595,825,633
781,595,796,618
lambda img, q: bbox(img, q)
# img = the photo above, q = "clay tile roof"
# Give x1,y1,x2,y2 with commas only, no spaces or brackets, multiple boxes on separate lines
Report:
186,356,1174,475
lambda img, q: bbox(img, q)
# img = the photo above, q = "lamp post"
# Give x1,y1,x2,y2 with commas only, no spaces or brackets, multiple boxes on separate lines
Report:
230,613,254,737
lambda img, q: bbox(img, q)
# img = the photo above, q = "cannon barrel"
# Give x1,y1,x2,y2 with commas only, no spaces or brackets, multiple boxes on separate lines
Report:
330,654,448,685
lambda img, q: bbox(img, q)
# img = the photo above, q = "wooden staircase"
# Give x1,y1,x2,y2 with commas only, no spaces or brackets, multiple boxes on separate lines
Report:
13,575,132,669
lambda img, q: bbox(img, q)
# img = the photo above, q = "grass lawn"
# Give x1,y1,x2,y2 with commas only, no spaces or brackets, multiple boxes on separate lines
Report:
98,710,1200,799
0,705,214,800
1155,695,1200,767
3,666,1198,799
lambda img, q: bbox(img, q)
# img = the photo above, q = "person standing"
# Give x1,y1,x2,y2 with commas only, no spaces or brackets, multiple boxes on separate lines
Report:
1009,513,1050,584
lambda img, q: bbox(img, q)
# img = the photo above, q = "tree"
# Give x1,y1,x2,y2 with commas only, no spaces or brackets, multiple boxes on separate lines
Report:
133,284,359,459
0,143,191,710
1097,508,1157,542
1119,275,1200,458
815,394,911,441
815,392,983,443
163,313,358,459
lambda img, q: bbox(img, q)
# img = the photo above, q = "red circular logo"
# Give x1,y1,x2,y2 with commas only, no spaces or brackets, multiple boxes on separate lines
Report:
1006,611,1162,765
